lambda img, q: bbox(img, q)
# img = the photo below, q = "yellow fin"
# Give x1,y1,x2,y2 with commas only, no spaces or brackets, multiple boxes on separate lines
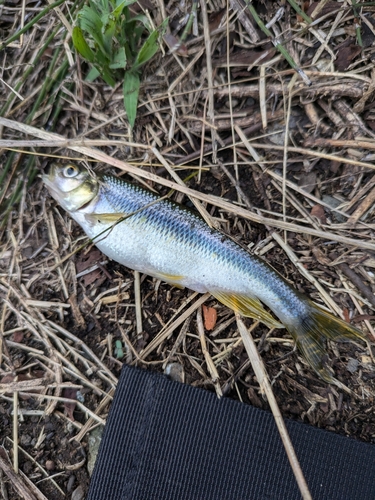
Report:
85,213,125,224
211,291,284,329
286,300,367,385
154,272,185,289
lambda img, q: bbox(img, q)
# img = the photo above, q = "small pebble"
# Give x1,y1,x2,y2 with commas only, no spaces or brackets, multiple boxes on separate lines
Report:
321,195,346,223
45,460,55,471
71,485,85,500
361,355,372,365
20,434,32,446
346,358,359,373
76,390,85,403
67,475,76,493
87,427,103,476
164,362,185,383
23,461,33,474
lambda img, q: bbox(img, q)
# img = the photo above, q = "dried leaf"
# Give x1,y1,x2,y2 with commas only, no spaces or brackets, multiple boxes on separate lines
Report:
208,8,226,31
335,39,362,71
163,34,188,57
76,250,103,286
12,331,24,343
298,172,317,194
212,48,275,68
307,1,341,18
310,204,327,224
311,247,330,266
343,308,350,323
63,388,77,422
202,305,217,331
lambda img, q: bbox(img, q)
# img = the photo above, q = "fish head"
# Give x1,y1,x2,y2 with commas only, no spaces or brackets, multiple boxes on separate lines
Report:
42,163,99,212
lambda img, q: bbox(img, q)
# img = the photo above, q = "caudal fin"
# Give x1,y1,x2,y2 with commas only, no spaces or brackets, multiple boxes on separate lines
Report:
286,300,366,385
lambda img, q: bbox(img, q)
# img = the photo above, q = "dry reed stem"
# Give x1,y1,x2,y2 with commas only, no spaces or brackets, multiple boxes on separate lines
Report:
139,293,210,359
272,233,344,317
12,390,18,474
6,439,65,497
1,117,374,251
200,0,217,161
0,450,45,500
134,271,143,335
73,388,115,442
236,315,312,500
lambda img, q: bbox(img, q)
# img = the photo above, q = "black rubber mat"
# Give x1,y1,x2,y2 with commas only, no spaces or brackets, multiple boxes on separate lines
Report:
87,365,375,500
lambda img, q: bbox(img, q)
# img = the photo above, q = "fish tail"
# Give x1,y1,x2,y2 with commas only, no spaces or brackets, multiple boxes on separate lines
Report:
285,300,366,384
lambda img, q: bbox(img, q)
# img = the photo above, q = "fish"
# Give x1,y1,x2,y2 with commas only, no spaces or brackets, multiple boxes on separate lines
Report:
43,162,367,385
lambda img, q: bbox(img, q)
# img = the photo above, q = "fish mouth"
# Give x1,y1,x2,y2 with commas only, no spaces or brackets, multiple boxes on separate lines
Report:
42,163,57,189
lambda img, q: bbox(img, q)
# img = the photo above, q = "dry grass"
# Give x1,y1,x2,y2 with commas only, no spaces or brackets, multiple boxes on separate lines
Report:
1,1,375,499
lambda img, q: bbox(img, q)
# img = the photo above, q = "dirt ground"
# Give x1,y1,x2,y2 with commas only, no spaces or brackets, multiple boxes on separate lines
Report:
1,1,375,499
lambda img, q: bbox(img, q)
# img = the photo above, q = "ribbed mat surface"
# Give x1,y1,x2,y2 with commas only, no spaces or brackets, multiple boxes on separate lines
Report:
87,365,375,500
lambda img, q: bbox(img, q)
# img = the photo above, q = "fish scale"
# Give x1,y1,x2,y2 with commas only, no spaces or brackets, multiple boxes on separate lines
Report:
43,163,367,386
99,175,292,310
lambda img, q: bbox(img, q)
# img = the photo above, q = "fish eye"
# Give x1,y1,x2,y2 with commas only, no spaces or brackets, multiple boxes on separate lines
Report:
63,165,79,178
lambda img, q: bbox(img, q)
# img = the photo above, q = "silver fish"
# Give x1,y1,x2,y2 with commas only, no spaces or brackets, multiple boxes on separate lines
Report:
43,163,366,383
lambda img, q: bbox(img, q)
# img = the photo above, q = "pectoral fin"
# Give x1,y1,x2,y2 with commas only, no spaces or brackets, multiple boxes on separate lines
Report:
211,291,284,329
85,213,125,225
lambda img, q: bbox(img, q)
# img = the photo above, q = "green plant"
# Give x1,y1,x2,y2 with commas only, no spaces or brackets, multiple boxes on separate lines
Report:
72,0,168,127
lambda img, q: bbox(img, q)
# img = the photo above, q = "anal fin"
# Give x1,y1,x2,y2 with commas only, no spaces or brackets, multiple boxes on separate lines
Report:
211,291,284,329
153,272,186,289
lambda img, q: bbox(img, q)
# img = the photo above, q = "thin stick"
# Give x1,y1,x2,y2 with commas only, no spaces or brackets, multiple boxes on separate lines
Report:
271,232,343,317
73,389,115,442
236,314,312,500
200,0,217,161
0,0,66,50
13,390,19,474
7,438,65,497
134,271,143,335
0,451,41,500
140,293,210,359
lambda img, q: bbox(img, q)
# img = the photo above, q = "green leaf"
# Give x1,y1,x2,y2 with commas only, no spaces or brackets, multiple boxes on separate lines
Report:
86,66,101,81
79,5,103,34
133,29,159,70
123,71,140,128
115,0,135,7
79,5,109,58
124,14,151,31
113,0,137,19
134,26,144,47
95,0,110,16
114,339,124,359
97,65,117,87
102,13,116,54
133,18,168,70
109,47,126,69
72,26,95,62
